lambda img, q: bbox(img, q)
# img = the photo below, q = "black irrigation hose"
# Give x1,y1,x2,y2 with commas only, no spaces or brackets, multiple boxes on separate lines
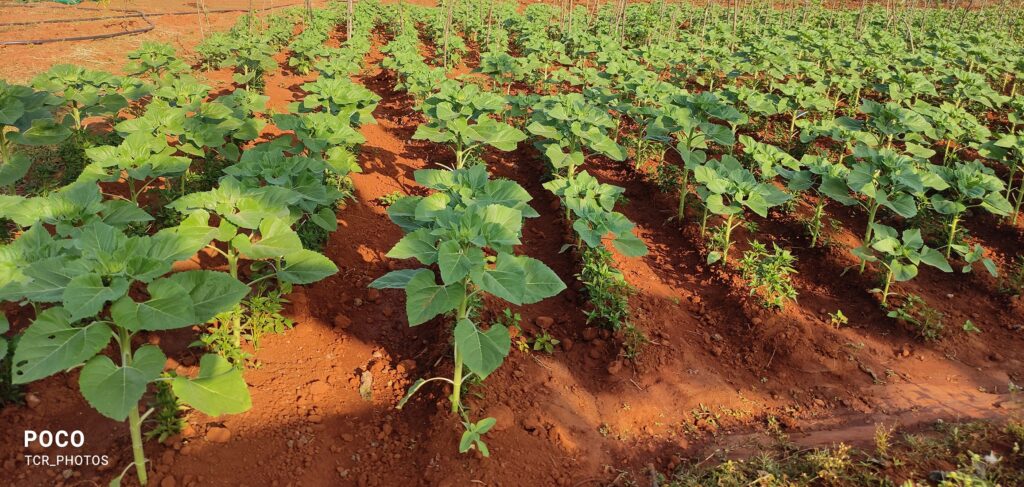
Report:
0,2,304,46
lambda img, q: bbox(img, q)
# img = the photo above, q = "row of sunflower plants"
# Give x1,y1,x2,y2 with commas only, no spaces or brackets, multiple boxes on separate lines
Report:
0,12,367,483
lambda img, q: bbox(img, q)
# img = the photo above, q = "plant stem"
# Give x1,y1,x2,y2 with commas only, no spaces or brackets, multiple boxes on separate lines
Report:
450,283,470,415
881,266,894,306
699,206,709,237
945,213,960,258
860,201,879,273
676,169,689,221
722,214,736,264
1014,176,1024,225
118,327,148,486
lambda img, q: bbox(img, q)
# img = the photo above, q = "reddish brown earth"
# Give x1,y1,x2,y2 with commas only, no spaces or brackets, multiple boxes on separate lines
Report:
2,3,1024,487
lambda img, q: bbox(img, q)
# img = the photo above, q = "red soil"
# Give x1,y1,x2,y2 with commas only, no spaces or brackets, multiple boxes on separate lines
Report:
1,3,1023,487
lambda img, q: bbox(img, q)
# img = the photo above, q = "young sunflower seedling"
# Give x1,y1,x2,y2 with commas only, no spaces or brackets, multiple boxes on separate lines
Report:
852,223,952,306
370,166,565,450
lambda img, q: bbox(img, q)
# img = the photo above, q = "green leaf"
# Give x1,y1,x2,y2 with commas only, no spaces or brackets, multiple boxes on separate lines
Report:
611,232,648,257
369,269,421,289
109,276,194,331
0,152,33,187
78,345,164,421
12,308,113,384
437,240,485,284
236,218,304,259
396,378,427,409
404,269,464,326
311,207,338,231
918,246,953,273
100,199,155,226
14,118,71,146
455,319,510,379
165,270,249,323
475,253,565,305
277,249,338,284
171,354,251,417
387,228,439,264
891,260,919,282
62,274,129,321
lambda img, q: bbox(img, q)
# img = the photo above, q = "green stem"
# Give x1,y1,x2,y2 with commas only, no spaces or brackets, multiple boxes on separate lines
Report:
128,178,138,205
722,214,736,265
450,283,470,415
860,201,879,273
945,213,960,258
119,327,148,486
699,206,709,237
1014,176,1024,225
227,247,238,280
677,169,690,221
881,266,894,306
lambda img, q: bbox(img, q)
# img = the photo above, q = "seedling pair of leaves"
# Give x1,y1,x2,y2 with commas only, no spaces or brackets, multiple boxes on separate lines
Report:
370,165,565,446
413,81,527,168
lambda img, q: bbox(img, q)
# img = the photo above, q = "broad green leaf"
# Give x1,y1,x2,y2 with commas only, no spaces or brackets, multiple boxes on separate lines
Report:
78,345,165,421
164,270,249,322
476,253,565,305
387,228,439,264
62,274,129,321
919,246,953,273
109,276,193,331
455,319,510,378
171,354,251,417
611,232,648,257
276,249,338,284
369,269,421,289
12,308,113,384
437,240,485,284
404,269,464,326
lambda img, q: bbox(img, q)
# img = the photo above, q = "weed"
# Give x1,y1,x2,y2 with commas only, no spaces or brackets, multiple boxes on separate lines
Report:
376,190,405,207
531,332,559,354
963,320,982,334
144,379,186,443
0,335,22,407
828,309,849,328
620,323,648,359
739,240,798,310
579,246,633,330
886,294,945,341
